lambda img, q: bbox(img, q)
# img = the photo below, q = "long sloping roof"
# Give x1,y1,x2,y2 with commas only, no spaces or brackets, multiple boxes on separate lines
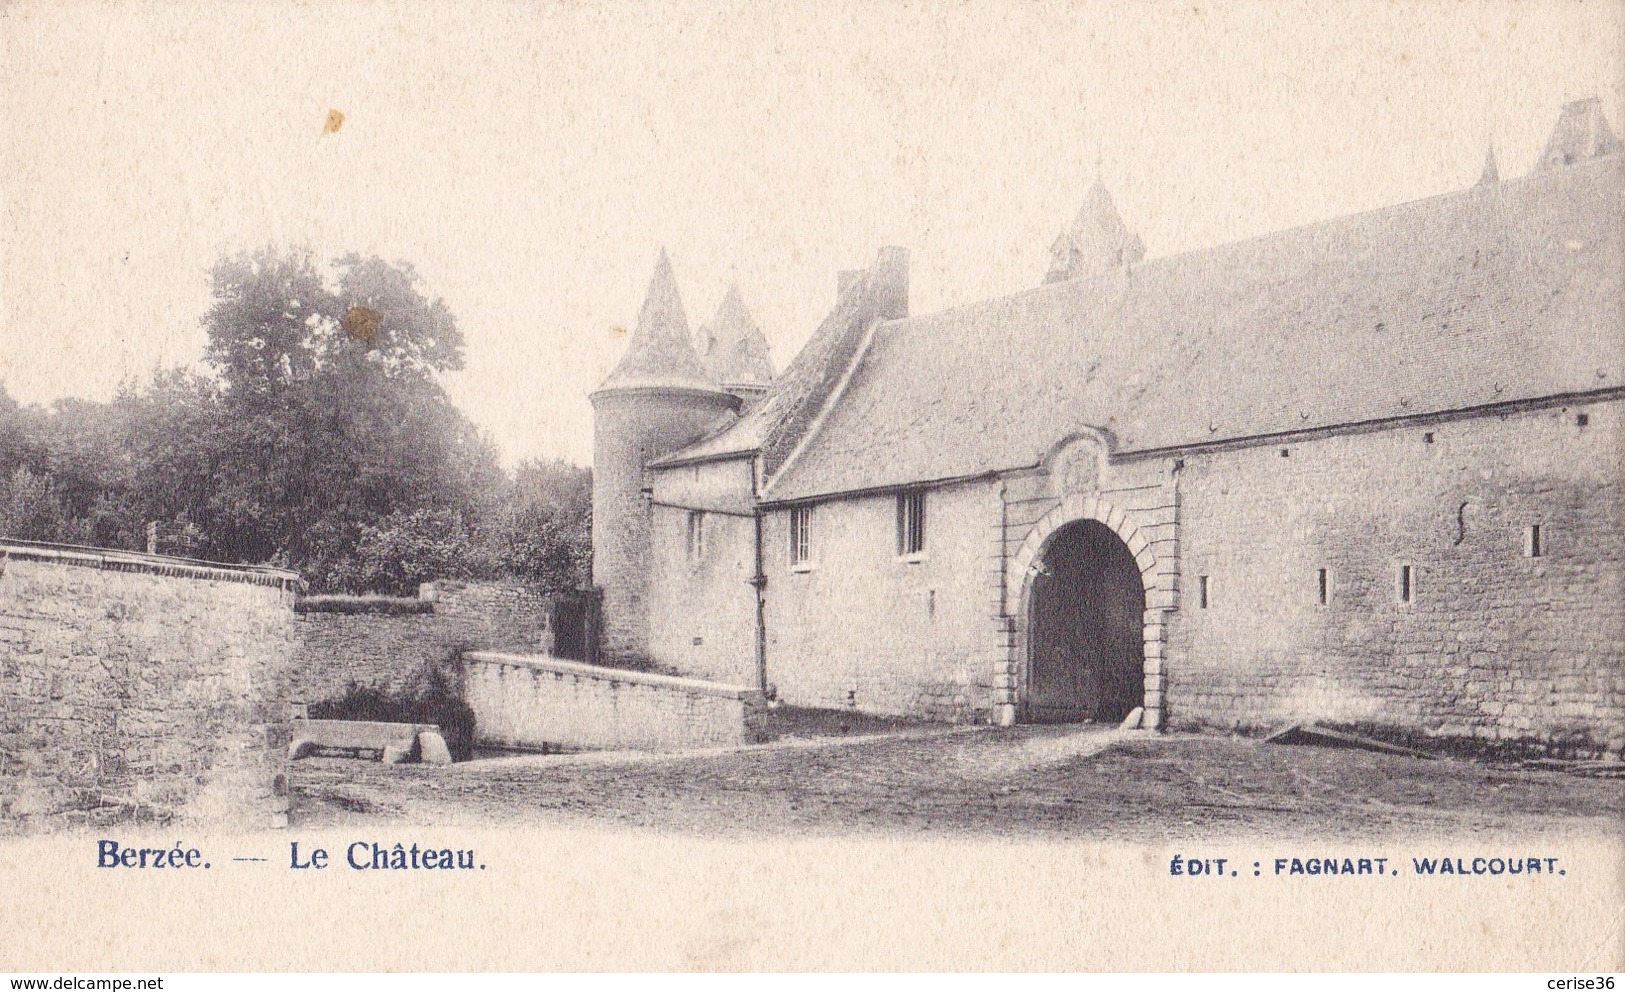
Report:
766,153,1624,502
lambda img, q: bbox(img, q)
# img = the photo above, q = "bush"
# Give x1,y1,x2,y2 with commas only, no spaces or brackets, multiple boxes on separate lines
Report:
309,661,476,761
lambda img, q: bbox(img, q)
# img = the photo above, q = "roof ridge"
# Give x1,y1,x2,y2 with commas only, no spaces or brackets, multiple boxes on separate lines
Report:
886,152,1625,332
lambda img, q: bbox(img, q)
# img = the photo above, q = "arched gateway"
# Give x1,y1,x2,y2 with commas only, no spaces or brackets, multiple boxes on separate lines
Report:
1001,492,1169,729
1023,519,1145,722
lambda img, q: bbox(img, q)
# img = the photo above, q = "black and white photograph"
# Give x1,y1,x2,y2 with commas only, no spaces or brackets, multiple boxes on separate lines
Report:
1,0,1621,977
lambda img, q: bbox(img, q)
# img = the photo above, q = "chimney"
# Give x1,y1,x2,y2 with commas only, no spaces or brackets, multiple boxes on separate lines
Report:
867,247,910,320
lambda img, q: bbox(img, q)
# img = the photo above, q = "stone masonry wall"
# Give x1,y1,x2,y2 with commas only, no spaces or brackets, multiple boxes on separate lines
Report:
591,388,740,668
763,480,1003,721
648,455,760,687
0,548,299,833
463,651,766,751
1166,399,1624,757
286,580,553,705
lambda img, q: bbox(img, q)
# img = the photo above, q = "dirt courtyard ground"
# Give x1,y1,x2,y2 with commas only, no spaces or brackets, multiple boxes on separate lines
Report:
290,723,1624,840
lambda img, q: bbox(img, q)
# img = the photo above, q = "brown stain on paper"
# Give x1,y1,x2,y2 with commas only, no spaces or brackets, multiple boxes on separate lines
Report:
343,305,383,342
322,109,345,135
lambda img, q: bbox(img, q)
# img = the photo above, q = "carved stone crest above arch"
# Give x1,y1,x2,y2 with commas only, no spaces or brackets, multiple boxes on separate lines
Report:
1044,428,1115,498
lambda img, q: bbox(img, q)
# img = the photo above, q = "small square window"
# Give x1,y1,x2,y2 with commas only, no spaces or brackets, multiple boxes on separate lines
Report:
1576,413,1590,427
1525,524,1543,558
896,491,926,556
789,506,813,566
1398,564,1414,603
686,510,705,560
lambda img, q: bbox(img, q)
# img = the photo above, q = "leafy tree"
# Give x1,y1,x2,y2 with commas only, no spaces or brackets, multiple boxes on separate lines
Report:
0,382,23,476
0,252,592,597
111,369,228,550
491,458,592,596
327,507,489,596
195,247,498,583
0,465,87,543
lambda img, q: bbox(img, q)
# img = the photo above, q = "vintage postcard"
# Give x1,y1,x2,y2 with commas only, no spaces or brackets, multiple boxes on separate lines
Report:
1,0,1621,975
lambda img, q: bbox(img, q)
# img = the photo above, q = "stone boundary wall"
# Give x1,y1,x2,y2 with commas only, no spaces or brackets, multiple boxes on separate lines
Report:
0,544,299,833
1166,400,1624,758
463,651,767,752
286,581,554,705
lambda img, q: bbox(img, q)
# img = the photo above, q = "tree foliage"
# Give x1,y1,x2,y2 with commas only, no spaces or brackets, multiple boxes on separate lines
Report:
0,249,589,595
492,459,593,595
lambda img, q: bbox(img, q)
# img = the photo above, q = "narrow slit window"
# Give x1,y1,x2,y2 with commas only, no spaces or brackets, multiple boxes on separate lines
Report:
686,510,705,560
789,506,813,566
1525,524,1543,558
1198,574,1211,609
897,491,926,556
1317,568,1330,605
1398,564,1413,603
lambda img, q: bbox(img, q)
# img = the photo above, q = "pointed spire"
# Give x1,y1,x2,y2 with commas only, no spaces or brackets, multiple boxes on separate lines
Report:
696,283,775,387
1044,179,1145,285
1071,180,1131,247
1478,142,1500,186
596,249,724,394
1537,97,1621,171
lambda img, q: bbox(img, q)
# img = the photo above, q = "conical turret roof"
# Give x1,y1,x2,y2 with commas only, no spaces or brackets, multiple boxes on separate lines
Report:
696,283,775,386
596,249,726,394
1537,97,1621,170
1045,179,1146,284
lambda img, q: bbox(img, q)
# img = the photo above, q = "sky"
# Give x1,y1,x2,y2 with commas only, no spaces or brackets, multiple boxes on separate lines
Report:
2,0,1621,467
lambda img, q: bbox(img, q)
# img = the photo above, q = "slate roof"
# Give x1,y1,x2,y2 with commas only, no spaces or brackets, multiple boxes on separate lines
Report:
595,249,726,395
765,152,1624,503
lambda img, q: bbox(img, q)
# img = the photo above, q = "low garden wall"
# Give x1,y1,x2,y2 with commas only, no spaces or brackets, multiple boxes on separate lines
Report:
462,652,768,752
287,581,554,705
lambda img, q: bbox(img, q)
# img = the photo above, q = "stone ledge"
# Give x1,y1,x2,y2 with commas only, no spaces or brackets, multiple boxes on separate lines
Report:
465,651,761,700
295,595,433,615
0,540,302,592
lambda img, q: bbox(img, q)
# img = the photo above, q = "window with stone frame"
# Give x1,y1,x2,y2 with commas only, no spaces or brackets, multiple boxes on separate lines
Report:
789,506,813,566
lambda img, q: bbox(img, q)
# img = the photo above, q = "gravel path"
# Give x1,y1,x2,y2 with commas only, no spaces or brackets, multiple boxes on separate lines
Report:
290,724,1624,841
